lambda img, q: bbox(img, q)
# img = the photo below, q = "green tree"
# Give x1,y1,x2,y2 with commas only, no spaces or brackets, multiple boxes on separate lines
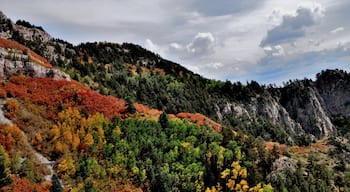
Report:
159,112,169,128
19,159,36,182
0,145,12,188
50,174,63,192
126,97,136,114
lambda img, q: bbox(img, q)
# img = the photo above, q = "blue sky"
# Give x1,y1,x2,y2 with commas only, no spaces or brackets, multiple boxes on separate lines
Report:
1,0,350,85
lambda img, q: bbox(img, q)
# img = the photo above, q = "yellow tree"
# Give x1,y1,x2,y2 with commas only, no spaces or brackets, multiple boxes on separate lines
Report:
57,154,76,180
206,150,274,192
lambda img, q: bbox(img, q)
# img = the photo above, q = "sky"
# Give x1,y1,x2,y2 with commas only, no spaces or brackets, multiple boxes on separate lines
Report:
1,0,350,85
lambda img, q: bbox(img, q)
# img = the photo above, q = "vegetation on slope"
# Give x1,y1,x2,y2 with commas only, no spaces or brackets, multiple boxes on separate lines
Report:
1,18,350,191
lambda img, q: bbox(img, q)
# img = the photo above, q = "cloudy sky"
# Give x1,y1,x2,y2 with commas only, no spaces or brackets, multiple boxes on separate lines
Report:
1,0,350,85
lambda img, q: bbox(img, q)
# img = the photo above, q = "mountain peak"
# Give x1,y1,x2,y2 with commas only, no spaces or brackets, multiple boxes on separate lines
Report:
0,10,7,20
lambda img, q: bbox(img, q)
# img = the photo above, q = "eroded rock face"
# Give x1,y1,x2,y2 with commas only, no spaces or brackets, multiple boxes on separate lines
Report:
215,93,304,137
0,11,12,39
216,84,336,139
246,94,303,135
267,157,296,183
282,83,335,138
0,99,13,126
0,48,70,80
316,70,350,117
215,101,250,121
0,59,70,80
15,25,51,43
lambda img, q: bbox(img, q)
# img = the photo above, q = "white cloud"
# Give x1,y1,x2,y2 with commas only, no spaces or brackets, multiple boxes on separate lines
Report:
206,62,223,69
330,27,344,34
263,45,285,56
261,3,325,46
145,39,163,55
169,42,183,50
1,0,350,85
167,32,216,60
186,32,215,54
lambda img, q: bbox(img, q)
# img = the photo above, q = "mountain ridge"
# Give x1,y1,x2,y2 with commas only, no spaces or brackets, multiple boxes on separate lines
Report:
1,10,350,191
2,10,349,141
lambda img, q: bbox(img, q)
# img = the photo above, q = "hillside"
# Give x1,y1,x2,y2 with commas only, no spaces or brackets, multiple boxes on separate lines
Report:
1,10,350,192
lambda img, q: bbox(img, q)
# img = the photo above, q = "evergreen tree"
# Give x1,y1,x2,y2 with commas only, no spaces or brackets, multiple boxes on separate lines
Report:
50,174,63,192
126,97,136,114
159,112,169,128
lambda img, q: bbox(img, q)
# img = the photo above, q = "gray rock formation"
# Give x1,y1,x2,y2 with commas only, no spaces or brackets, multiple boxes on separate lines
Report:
0,11,12,39
246,94,303,135
0,99,13,125
316,70,350,117
216,83,336,139
267,157,296,183
15,25,51,43
215,101,250,121
0,47,70,80
281,81,335,138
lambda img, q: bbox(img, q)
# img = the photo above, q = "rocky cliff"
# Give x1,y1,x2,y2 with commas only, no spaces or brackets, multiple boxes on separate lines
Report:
216,75,346,139
316,69,350,117
0,10,75,67
280,80,335,138
0,41,70,80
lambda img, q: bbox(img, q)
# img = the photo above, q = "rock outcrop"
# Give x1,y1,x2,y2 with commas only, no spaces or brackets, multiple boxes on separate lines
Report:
0,11,12,39
316,69,350,117
0,47,70,80
215,101,250,121
15,25,51,43
246,93,303,135
0,99,12,125
216,80,337,139
267,157,296,183
281,80,335,138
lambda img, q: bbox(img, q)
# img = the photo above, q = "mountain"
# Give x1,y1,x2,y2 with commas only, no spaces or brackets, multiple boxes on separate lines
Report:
1,10,350,192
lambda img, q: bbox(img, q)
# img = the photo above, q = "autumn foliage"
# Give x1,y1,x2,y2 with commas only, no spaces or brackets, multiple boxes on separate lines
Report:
176,112,222,132
134,103,162,120
0,124,23,151
0,38,52,68
4,98,20,119
1,177,51,192
2,76,127,120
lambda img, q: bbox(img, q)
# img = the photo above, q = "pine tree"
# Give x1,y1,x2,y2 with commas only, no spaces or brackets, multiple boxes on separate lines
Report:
159,112,169,128
50,174,63,192
126,97,136,114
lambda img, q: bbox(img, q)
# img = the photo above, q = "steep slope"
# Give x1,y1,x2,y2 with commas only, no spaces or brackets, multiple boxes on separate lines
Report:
0,38,69,80
1,10,350,192
1,13,345,141
2,18,341,140
280,79,335,138
0,33,232,191
316,69,350,117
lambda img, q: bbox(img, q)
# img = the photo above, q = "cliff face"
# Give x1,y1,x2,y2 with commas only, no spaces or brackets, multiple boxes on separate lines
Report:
216,77,342,139
281,82,334,138
0,11,12,39
316,70,350,117
246,94,303,135
0,46,70,80
0,10,51,42
0,10,75,67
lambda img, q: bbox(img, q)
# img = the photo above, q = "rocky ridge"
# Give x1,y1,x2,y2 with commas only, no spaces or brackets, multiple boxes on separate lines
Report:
215,75,347,139
0,42,70,80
